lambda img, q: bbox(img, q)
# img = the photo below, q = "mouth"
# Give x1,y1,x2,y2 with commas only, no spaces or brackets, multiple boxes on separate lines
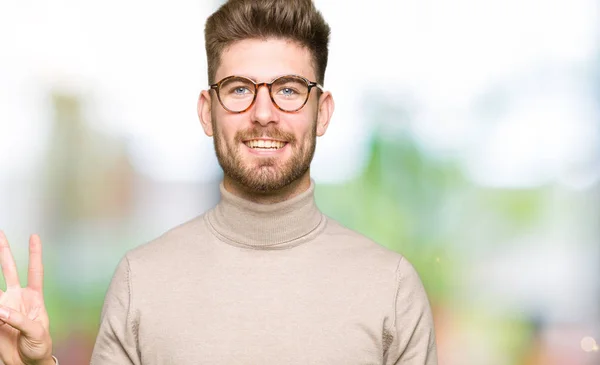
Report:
243,139,288,151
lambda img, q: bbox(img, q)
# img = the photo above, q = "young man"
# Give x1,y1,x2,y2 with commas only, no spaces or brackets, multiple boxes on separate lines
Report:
0,0,437,364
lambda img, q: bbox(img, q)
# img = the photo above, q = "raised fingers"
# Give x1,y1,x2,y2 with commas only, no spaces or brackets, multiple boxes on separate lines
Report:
27,234,44,293
0,230,21,289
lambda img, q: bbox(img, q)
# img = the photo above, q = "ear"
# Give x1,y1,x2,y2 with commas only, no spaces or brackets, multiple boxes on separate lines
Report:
316,91,334,137
198,90,214,137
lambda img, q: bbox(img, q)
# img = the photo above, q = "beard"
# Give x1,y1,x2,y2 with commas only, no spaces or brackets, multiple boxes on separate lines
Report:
211,115,317,193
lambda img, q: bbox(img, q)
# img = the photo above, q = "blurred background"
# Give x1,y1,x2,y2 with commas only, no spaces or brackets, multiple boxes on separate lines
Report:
1,0,599,363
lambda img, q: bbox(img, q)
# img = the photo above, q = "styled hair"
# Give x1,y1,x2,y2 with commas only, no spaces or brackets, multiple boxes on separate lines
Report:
205,0,330,85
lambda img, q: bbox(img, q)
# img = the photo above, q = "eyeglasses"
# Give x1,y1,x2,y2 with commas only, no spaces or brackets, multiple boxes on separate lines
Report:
209,75,323,113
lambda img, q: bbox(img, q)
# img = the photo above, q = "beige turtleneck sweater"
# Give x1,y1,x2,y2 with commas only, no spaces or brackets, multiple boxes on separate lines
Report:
90,180,437,364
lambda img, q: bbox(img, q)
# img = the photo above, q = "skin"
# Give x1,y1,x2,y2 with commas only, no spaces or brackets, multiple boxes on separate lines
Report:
198,38,335,204
0,231,54,365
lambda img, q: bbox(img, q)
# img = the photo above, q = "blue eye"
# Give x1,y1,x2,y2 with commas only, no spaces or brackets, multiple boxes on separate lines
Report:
234,87,250,94
281,88,296,96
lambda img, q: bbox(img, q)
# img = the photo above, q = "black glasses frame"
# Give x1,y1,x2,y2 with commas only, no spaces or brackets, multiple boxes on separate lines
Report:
209,74,323,113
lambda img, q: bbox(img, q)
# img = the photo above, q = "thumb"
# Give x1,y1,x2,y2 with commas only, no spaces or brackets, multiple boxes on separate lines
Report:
0,306,46,341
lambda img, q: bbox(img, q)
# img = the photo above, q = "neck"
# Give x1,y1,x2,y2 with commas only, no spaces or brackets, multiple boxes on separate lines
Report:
222,171,312,204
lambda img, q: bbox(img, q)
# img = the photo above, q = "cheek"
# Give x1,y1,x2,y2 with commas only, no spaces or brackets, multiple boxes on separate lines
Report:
287,122,315,145
295,109,318,134
212,114,240,141
302,103,319,130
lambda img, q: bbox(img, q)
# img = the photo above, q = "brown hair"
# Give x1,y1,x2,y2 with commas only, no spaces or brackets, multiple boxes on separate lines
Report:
205,0,330,85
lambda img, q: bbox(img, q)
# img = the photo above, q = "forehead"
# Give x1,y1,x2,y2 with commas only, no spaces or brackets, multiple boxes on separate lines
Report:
215,38,316,83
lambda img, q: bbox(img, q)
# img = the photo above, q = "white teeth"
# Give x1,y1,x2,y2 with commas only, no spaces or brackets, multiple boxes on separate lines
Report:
245,140,286,149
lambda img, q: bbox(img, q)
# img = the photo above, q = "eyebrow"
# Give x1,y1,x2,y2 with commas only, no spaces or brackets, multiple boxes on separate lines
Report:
232,74,304,83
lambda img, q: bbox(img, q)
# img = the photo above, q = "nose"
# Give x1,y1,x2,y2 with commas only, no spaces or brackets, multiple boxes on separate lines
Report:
250,83,278,126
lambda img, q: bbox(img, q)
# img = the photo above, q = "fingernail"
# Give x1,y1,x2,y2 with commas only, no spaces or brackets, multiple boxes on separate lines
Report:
0,307,10,320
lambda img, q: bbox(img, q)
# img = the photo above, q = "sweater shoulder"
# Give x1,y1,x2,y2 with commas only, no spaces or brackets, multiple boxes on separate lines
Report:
125,213,211,264
321,215,405,264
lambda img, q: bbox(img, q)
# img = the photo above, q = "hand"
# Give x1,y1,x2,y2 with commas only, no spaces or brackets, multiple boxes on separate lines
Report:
0,231,54,365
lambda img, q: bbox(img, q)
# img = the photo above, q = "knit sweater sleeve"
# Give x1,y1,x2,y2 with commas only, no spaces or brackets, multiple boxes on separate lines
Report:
384,257,438,365
90,256,141,365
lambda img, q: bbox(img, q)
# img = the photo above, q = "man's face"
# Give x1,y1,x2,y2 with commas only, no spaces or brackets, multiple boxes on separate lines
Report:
203,39,328,193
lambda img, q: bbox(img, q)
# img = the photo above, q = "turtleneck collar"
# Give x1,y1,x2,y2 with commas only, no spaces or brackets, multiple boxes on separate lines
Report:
205,179,326,249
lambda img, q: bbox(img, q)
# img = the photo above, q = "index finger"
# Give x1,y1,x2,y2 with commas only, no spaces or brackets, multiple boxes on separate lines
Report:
0,230,21,289
27,234,44,292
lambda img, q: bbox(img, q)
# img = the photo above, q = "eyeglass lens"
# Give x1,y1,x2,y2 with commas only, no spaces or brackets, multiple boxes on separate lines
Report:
218,76,309,112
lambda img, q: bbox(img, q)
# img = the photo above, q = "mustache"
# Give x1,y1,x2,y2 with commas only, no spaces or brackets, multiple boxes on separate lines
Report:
235,126,296,143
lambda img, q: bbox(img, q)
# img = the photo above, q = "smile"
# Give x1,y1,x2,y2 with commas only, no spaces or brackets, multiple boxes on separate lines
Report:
243,139,288,150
